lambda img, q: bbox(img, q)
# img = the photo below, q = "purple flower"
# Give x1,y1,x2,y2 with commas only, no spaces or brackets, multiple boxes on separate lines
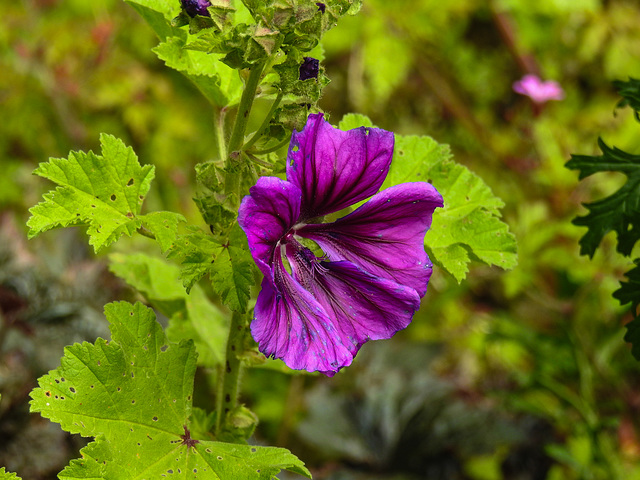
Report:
513,74,564,104
299,57,320,81
180,0,211,17
238,114,443,376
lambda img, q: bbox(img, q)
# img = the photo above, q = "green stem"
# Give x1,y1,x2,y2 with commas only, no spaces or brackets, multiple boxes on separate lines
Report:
243,90,284,152
226,62,266,166
215,310,247,436
213,107,227,162
251,136,290,155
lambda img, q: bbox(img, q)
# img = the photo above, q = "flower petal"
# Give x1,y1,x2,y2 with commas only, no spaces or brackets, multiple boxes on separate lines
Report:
297,182,443,296
287,247,421,365
238,176,302,274
286,113,394,219
252,258,354,376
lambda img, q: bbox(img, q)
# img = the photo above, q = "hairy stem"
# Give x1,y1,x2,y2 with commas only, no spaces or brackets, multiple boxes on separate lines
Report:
213,107,228,162
215,310,247,436
226,63,266,166
243,90,284,152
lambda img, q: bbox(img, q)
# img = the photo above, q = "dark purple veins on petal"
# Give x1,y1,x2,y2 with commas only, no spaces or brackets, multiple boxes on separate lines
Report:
286,113,395,219
298,182,444,296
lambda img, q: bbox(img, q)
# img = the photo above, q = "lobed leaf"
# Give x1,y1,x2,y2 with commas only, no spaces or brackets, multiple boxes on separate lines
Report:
0,468,20,480
613,77,640,121
153,37,243,107
124,0,181,40
566,139,640,258
384,134,517,281
27,134,155,253
30,301,310,479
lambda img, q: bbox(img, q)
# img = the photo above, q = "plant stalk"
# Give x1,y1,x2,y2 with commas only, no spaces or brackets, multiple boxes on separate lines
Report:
215,310,247,436
226,62,266,166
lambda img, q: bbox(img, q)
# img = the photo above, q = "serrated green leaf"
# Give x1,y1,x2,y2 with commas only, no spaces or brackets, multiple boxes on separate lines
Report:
613,77,640,121
140,211,186,253
384,135,517,281
124,0,181,40
0,468,21,480
210,224,257,312
566,139,640,258
616,261,640,356
109,253,228,367
624,316,640,361
27,134,155,253
30,301,311,479
154,36,243,106
167,228,222,291
615,260,640,312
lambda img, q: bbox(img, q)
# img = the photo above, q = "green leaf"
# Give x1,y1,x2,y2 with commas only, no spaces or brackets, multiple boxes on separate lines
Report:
167,227,222,291
624,317,640,362
384,135,517,281
0,468,21,480
108,253,228,367
210,224,257,313
337,113,375,130
30,301,311,479
566,138,640,258
615,260,640,359
613,77,640,121
153,36,243,107
140,211,186,253
124,0,181,40
27,134,155,253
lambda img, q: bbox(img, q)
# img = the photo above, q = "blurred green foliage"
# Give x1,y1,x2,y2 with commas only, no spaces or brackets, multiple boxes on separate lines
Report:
2,0,640,479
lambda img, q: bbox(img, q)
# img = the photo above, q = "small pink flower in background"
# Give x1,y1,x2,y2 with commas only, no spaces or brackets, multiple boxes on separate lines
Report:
513,74,564,104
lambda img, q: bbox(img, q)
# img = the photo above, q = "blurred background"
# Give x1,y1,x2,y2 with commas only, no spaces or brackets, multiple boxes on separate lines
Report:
1,0,640,478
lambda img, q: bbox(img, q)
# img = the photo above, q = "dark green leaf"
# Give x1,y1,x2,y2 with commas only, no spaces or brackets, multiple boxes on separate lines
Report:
566,139,640,257
613,77,640,121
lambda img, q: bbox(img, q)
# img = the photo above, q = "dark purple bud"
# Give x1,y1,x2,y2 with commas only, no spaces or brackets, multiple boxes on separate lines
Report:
180,0,211,17
316,2,326,13
299,57,319,81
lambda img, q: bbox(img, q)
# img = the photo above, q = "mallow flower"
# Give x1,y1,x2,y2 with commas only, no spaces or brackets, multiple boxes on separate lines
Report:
513,74,564,104
238,113,443,376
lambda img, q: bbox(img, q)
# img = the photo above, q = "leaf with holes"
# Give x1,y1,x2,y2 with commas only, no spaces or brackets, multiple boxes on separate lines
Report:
30,301,311,479
383,134,517,282
27,134,169,253
0,468,21,480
